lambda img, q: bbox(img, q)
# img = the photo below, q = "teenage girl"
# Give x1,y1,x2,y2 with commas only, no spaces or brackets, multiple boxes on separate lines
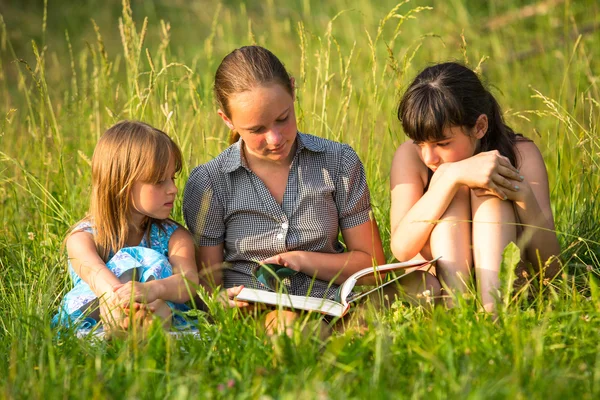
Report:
390,62,560,311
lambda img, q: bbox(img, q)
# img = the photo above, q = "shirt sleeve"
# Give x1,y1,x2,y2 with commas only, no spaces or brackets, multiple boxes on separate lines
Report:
182,165,225,247
335,144,373,230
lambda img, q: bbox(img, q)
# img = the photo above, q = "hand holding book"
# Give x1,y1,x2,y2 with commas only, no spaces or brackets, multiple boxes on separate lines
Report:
236,257,441,317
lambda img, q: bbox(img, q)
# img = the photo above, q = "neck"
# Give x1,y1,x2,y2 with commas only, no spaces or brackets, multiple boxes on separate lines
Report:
128,212,147,233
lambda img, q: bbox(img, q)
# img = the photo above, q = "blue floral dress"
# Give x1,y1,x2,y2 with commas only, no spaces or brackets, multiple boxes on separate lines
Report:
52,220,191,331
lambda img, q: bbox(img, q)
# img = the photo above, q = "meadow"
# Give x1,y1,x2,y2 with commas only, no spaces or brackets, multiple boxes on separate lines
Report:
1,0,600,398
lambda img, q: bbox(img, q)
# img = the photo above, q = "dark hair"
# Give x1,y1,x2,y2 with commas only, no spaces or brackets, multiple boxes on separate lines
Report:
214,46,293,144
397,62,521,166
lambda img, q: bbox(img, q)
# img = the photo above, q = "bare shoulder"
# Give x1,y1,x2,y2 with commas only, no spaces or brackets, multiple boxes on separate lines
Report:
514,140,546,171
391,140,427,187
66,229,95,250
393,140,420,162
168,226,195,247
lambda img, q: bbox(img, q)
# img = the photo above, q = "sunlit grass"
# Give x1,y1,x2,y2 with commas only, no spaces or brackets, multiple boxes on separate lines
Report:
1,0,599,398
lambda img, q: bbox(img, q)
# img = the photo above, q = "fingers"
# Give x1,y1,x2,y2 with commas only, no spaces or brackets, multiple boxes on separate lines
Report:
261,256,277,264
473,185,507,200
261,254,285,266
229,299,250,308
227,285,245,297
492,174,520,194
497,165,524,182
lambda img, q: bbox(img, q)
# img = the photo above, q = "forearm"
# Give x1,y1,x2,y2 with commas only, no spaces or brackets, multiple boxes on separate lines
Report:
146,271,199,303
391,166,460,260
289,250,377,284
76,264,122,298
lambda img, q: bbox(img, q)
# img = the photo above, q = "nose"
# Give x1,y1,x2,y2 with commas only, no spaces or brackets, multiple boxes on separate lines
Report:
265,128,283,147
422,145,439,167
167,179,178,195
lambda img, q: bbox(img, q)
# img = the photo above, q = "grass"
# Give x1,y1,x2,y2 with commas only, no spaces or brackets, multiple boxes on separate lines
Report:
1,0,600,398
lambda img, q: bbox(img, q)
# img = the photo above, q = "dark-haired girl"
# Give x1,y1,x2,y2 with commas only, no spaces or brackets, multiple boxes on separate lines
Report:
390,62,560,312
183,46,440,334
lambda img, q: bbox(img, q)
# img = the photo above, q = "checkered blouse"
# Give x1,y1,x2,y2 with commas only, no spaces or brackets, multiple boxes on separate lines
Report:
182,132,372,299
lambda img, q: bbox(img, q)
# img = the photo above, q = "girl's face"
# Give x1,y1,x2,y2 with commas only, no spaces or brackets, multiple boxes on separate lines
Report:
130,157,178,227
414,125,481,171
218,82,298,164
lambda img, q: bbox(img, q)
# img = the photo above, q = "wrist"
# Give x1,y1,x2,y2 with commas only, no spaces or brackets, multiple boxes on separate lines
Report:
435,163,462,193
92,281,118,299
290,251,306,272
146,279,164,299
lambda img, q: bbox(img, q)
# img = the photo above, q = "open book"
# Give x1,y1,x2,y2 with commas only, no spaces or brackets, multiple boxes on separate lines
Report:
235,257,440,317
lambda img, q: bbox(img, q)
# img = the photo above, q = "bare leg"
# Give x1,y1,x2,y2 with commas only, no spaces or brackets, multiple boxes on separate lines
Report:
471,193,517,312
430,186,473,304
264,310,330,340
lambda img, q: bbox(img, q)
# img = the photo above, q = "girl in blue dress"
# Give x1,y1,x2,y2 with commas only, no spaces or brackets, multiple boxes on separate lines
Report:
53,121,212,333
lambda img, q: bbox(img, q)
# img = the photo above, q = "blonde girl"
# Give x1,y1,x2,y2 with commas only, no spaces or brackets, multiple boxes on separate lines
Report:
53,121,199,332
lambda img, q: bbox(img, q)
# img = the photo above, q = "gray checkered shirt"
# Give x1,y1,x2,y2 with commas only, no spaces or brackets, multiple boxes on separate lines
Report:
183,132,372,299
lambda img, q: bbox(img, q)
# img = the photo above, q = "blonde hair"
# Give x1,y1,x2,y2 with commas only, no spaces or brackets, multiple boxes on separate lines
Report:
73,121,183,261
213,46,293,145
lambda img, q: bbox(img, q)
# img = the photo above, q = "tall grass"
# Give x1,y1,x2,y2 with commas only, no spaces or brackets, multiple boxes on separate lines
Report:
1,0,599,398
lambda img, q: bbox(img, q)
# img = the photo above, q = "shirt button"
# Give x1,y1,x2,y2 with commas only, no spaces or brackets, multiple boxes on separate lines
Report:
282,223,289,229
276,233,284,240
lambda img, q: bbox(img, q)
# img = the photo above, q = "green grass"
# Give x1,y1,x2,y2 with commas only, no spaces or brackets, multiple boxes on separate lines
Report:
1,0,600,398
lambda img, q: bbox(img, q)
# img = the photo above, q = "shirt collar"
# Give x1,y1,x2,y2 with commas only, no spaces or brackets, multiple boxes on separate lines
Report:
220,132,325,173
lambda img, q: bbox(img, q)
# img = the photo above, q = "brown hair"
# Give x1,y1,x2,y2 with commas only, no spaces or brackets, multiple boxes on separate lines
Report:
214,45,293,144
398,62,526,167
72,120,183,261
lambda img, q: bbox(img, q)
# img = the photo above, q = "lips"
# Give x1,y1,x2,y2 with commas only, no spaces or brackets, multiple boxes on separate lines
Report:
269,143,286,153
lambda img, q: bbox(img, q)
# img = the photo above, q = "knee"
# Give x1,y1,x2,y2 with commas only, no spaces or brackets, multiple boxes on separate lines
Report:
470,192,517,222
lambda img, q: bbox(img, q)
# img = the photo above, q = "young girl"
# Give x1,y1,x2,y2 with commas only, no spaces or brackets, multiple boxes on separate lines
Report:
183,46,440,335
53,121,200,333
390,62,560,312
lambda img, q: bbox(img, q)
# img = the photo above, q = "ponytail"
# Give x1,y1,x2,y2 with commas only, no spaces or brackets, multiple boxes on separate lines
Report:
480,92,519,167
229,130,240,145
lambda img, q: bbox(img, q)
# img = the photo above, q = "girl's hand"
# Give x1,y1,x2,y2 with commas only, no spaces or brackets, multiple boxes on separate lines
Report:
499,175,533,205
99,292,127,331
261,251,304,272
113,281,160,305
448,150,524,200
120,302,152,330
218,285,250,308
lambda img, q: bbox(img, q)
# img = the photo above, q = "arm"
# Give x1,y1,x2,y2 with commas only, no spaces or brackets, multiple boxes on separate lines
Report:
390,142,460,261
66,231,125,328
113,228,200,304
262,219,386,284
197,244,249,307
196,243,225,289
509,141,561,276
67,231,121,296
390,142,523,261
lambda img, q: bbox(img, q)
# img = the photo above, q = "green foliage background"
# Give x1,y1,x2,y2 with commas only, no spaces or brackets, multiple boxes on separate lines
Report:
1,0,600,398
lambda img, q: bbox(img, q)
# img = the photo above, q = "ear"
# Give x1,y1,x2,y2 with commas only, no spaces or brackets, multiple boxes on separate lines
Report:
474,114,488,139
217,109,235,130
